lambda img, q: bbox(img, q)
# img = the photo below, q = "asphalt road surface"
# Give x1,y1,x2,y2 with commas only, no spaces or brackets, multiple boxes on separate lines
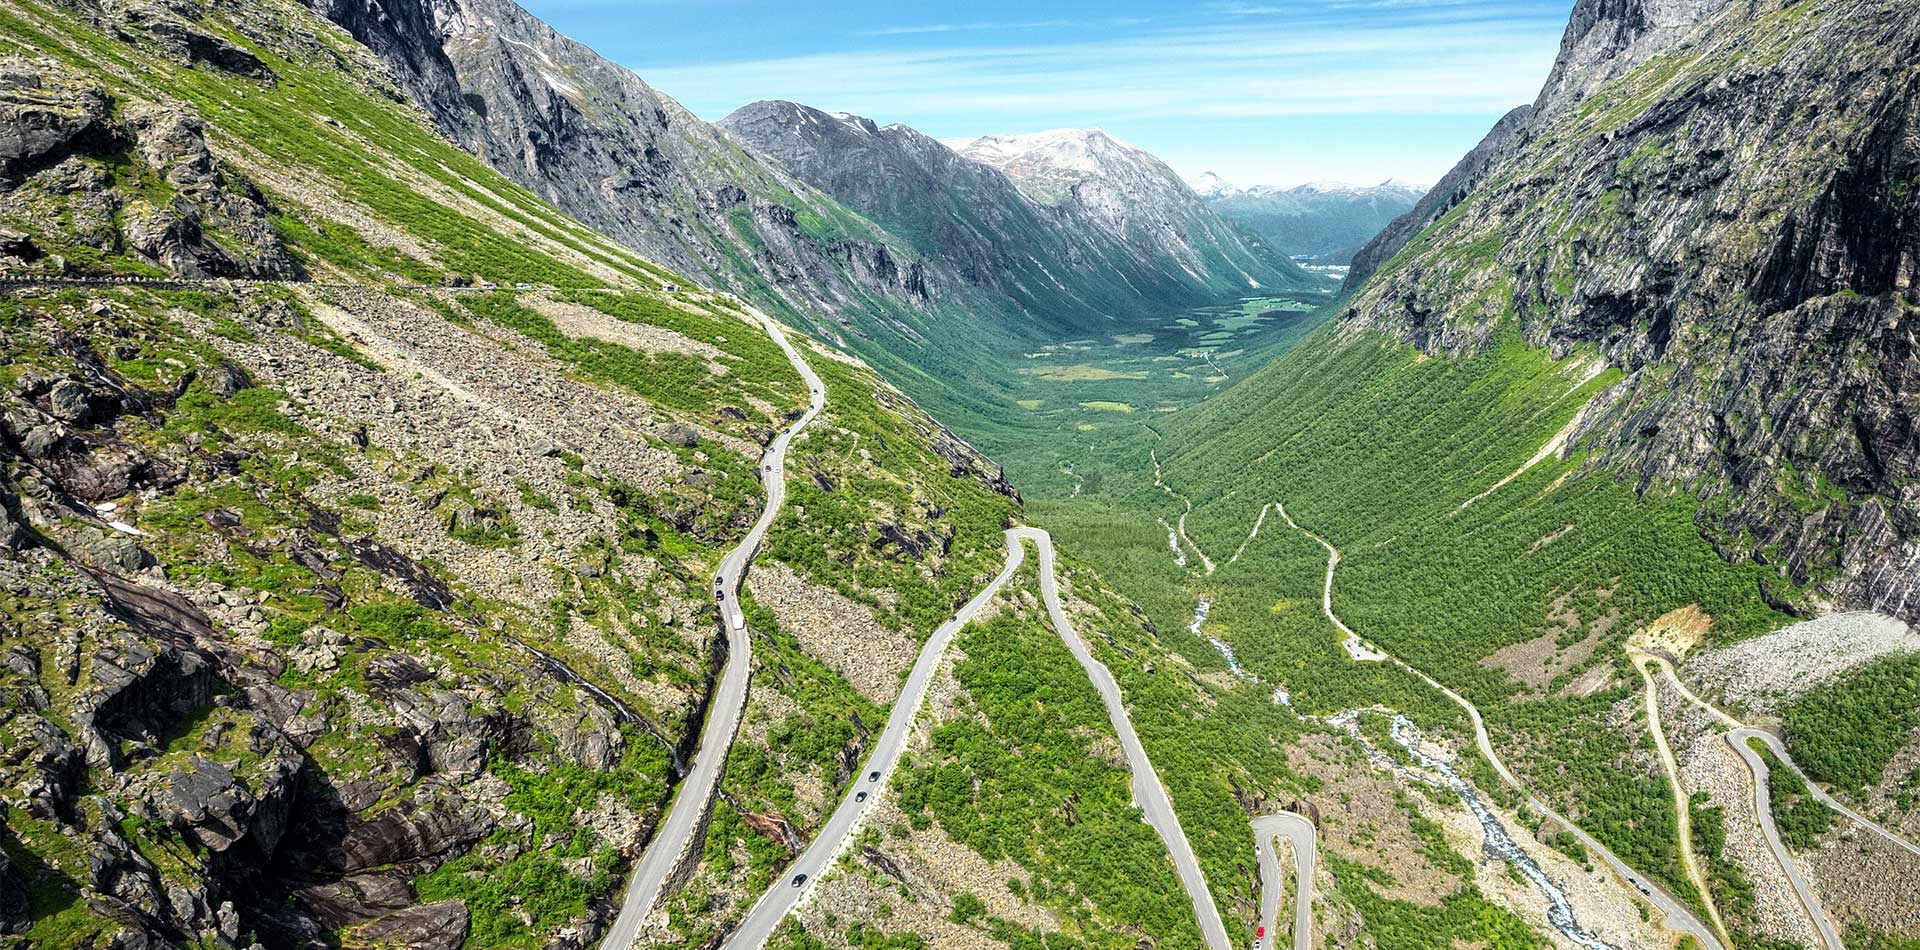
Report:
723,531,1026,948
1252,813,1316,950
1726,728,1844,950
1021,527,1232,950
725,527,1231,950
600,307,825,950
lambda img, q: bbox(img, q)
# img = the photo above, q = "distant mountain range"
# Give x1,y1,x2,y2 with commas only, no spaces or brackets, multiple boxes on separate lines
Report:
1187,174,1427,264
718,106,1307,347
298,0,1315,421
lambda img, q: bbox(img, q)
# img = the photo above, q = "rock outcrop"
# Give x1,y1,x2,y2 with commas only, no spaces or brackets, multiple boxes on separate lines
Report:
0,57,300,279
1338,0,1920,620
1347,0,1737,289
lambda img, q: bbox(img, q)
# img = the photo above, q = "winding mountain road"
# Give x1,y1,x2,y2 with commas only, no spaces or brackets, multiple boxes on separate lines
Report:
1252,812,1316,950
722,532,1025,948
600,307,825,950
1653,659,1920,950
1025,527,1233,950
1271,500,1725,950
1658,664,1920,859
1726,728,1844,950
724,527,1231,950
1631,656,1733,949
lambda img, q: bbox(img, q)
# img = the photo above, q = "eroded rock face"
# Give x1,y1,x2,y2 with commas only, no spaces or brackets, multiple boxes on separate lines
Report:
308,0,937,319
1347,0,1737,289
0,57,300,279
1339,0,1920,619
0,62,120,187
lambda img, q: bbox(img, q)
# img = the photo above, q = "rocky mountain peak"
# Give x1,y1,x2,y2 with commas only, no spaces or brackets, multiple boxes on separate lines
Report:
1532,0,1737,116
955,128,1170,205
1189,171,1237,197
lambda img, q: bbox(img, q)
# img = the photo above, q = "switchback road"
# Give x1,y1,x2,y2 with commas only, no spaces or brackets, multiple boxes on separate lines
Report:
600,307,825,949
725,527,1231,950
1252,812,1316,950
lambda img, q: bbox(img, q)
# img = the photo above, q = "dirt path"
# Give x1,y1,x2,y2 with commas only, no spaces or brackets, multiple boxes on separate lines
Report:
1271,499,1726,950
1152,448,1215,574
1631,654,1734,949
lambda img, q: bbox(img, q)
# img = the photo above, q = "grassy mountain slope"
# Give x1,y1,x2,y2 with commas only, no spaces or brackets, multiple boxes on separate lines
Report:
1058,0,1918,936
0,0,1027,945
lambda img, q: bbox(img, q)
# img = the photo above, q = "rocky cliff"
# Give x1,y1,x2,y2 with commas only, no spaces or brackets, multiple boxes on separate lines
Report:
306,0,934,330
1339,0,1920,621
0,0,1024,944
1346,0,1738,289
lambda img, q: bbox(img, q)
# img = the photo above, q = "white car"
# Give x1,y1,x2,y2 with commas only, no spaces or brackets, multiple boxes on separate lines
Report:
730,611,745,631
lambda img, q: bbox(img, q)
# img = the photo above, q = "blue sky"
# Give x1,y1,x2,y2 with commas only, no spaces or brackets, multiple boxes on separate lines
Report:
518,0,1574,188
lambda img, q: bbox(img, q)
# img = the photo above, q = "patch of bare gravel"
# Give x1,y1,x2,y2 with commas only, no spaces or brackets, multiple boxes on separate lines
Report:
1684,611,1916,717
749,561,915,704
522,293,728,364
798,793,1055,949
1806,809,1920,938
1681,721,1822,946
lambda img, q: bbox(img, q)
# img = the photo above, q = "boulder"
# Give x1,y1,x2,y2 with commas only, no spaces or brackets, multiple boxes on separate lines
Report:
346,899,470,950
0,59,118,187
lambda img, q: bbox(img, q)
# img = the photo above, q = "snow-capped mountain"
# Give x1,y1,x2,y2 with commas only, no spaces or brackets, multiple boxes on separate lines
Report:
721,108,1319,312
1189,171,1237,198
1199,179,1428,263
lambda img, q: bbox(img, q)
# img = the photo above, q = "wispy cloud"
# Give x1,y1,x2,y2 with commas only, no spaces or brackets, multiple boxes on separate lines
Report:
861,19,1075,36
646,9,1560,124
581,0,1572,185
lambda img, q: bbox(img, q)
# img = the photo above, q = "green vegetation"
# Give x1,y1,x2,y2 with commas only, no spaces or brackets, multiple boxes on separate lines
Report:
1752,740,1837,850
415,751,667,947
1324,853,1547,950
893,597,1206,947
1781,652,1920,792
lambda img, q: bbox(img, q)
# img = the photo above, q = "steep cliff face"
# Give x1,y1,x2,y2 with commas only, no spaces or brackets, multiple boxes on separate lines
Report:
306,0,933,328
1341,0,1920,620
1346,0,1737,288
720,103,1311,331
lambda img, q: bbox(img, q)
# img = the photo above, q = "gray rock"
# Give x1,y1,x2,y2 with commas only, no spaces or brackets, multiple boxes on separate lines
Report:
45,379,93,424
0,58,118,187
661,422,699,448
348,899,470,950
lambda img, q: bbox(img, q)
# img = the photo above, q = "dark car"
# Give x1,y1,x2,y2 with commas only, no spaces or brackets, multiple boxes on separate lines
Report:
855,791,867,803
792,874,807,887
868,771,880,782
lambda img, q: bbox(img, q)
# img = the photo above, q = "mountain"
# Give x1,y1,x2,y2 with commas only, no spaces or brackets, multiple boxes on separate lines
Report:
951,129,1289,288
719,103,1311,330
306,0,933,327
294,2,1317,431
0,0,1031,945
1145,1,1920,939
1197,178,1426,262
1188,171,1236,198
1346,0,1746,288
